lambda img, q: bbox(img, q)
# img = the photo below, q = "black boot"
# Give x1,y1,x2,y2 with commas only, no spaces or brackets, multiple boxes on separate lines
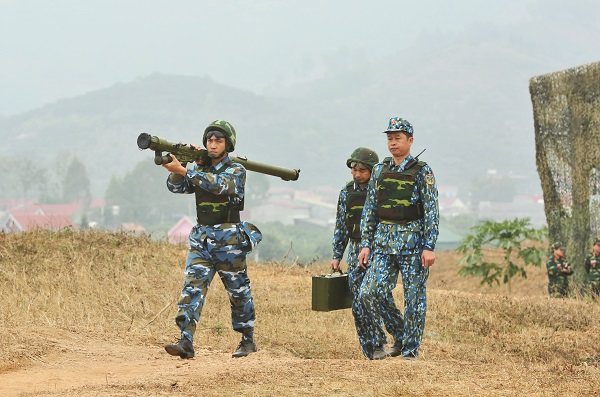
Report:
371,345,389,360
388,340,403,357
165,338,195,359
232,339,257,358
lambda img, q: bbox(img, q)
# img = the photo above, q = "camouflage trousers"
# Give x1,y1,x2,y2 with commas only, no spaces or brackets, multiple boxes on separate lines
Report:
346,241,403,358
589,281,600,299
175,242,255,343
356,252,429,358
548,278,569,298
586,273,600,299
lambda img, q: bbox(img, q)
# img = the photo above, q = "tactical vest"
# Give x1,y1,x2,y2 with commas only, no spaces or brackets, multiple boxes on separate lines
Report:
194,160,243,225
344,182,367,241
376,157,425,223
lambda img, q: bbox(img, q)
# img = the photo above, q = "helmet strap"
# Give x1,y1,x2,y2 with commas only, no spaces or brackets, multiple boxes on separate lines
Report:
208,150,227,159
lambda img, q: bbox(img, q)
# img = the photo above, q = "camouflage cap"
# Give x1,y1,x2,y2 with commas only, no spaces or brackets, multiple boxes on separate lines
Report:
594,237,600,246
383,117,414,136
551,242,565,250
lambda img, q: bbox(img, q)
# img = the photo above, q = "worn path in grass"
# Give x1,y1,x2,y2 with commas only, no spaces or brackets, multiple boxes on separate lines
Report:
1,327,597,397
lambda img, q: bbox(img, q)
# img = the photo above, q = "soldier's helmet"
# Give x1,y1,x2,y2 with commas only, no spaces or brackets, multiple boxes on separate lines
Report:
346,147,379,171
203,120,237,152
383,117,414,136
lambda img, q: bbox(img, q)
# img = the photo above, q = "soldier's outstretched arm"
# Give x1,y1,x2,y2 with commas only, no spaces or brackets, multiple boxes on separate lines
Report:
186,163,245,196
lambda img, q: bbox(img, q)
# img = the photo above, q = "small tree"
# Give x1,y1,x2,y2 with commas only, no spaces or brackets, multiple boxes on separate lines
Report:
62,155,92,207
456,218,547,292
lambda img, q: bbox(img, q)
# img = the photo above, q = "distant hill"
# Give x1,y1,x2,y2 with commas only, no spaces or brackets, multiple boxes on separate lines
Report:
0,74,340,195
0,67,538,200
3,6,599,200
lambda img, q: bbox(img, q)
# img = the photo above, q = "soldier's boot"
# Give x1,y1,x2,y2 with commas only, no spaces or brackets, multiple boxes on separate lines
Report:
165,338,195,359
232,339,257,358
371,345,389,360
387,340,403,357
402,352,418,361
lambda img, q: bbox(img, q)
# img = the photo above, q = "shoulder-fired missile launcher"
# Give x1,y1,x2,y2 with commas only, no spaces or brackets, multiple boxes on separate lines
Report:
137,133,300,181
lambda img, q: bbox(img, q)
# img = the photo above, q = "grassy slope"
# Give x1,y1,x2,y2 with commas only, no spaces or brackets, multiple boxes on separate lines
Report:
0,230,598,396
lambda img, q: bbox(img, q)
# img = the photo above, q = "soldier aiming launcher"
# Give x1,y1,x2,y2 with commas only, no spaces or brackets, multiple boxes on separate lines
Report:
137,133,300,181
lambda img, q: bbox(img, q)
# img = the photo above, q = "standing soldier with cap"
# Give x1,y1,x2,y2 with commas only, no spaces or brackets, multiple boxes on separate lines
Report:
584,237,600,299
162,120,263,359
546,242,573,298
330,147,401,359
357,117,439,361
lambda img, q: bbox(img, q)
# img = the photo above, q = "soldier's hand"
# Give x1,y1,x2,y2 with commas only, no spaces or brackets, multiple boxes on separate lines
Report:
330,259,341,272
358,248,370,269
162,153,187,176
189,144,207,165
422,250,435,267
565,265,573,274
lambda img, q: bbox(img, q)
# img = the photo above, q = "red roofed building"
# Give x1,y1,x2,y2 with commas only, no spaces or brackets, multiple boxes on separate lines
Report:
168,216,195,245
2,213,77,233
1,199,106,229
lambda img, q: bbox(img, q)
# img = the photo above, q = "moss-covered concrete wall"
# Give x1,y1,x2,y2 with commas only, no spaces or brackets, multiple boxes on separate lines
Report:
529,61,600,280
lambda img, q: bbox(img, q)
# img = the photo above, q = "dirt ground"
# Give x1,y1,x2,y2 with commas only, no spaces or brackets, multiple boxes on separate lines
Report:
1,235,598,396
1,326,597,397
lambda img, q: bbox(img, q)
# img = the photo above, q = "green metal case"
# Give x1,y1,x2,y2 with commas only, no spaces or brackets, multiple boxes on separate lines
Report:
311,272,352,311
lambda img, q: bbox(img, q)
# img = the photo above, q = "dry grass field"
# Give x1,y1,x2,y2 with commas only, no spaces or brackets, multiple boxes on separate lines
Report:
0,230,598,396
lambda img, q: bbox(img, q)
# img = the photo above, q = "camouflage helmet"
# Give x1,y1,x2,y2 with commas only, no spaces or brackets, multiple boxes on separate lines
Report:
203,120,237,152
346,147,379,171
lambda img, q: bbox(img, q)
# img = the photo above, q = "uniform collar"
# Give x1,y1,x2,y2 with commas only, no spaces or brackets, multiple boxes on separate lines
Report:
388,154,413,170
210,155,230,171
353,181,369,191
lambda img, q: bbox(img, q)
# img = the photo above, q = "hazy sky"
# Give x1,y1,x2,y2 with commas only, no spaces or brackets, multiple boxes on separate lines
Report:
0,0,535,116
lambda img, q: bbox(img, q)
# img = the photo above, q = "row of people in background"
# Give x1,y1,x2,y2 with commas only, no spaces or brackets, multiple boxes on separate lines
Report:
546,238,600,298
330,117,439,360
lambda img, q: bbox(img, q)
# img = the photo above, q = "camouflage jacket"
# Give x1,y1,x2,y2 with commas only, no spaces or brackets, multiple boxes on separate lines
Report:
166,155,262,252
332,181,369,260
360,154,439,255
546,255,573,283
584,252,600,283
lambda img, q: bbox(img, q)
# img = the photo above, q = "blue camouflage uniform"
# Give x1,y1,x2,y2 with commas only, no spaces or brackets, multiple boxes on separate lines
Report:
332,181,403,358
358,154,439,358
167,155,262,344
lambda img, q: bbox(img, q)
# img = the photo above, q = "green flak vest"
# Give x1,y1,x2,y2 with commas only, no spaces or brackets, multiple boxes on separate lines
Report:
376,157,425,223
194,161,243,225
345,182,367,241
